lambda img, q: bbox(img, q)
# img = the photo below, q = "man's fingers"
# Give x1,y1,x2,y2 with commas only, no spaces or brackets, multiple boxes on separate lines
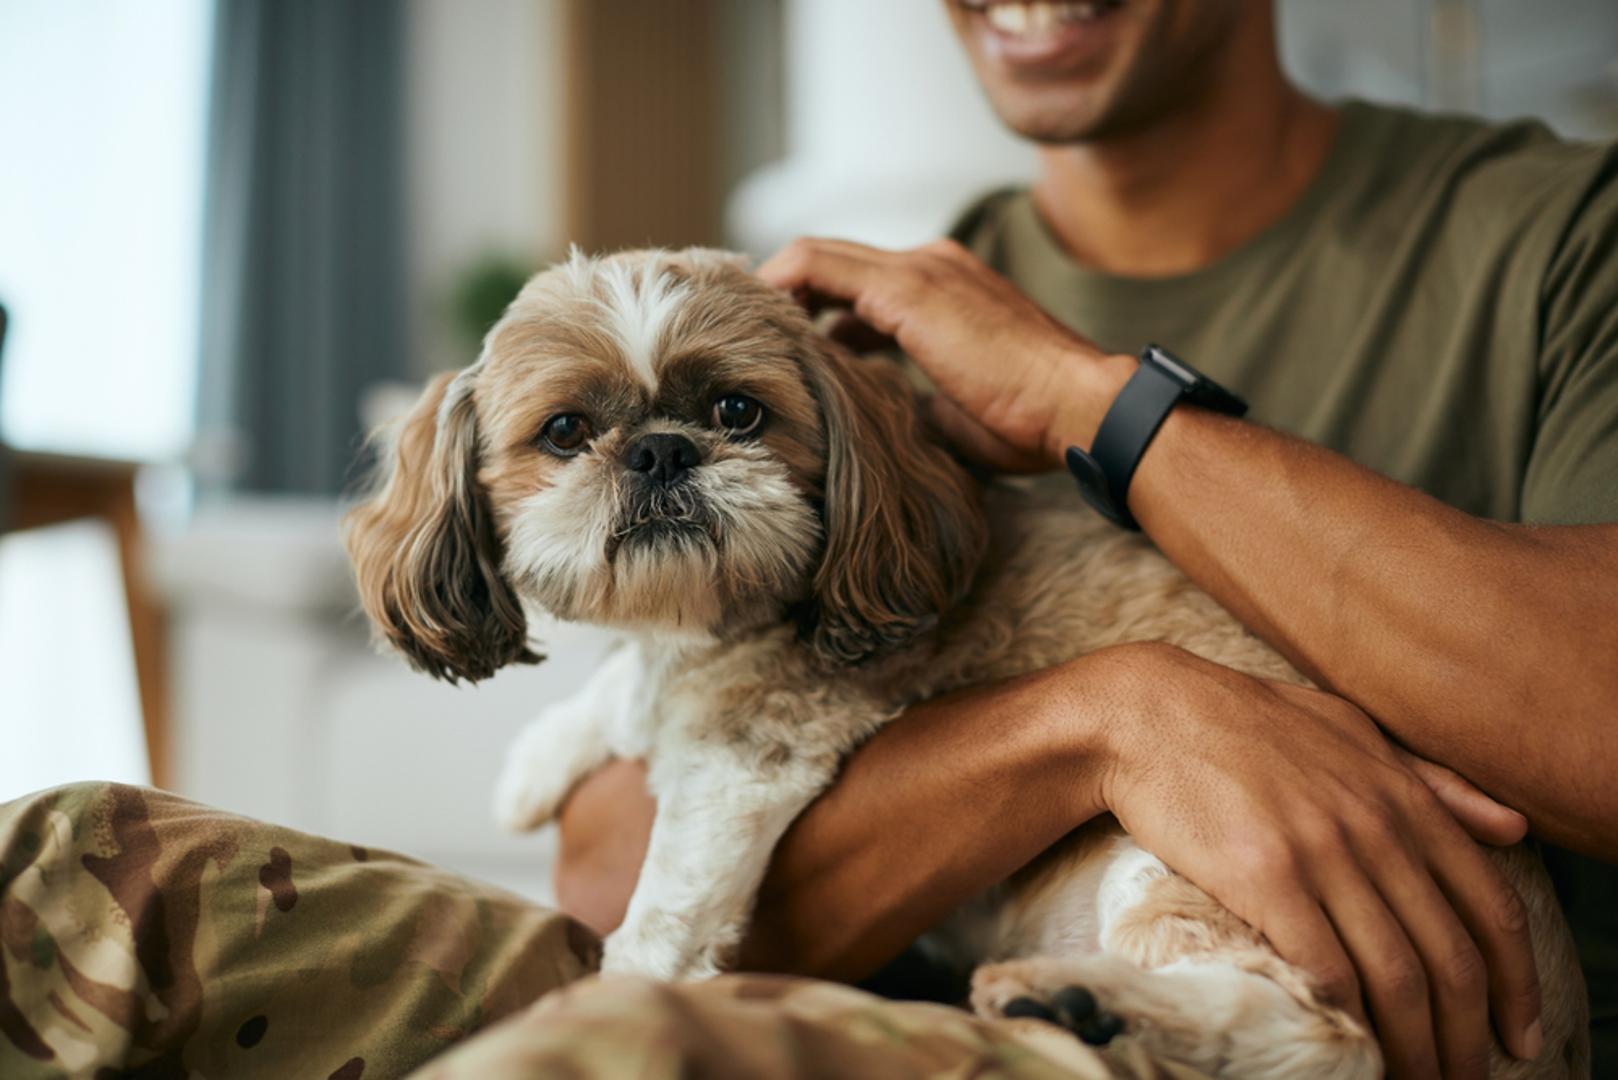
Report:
1254,893,1366,1024
826,311,898,354
1395,746,1541,1057
1423,821,1544,1062
759,238,963,342
757,238,888,303
1401,752,1527,847
1356,830,1492,1079
1315,866,1442,1078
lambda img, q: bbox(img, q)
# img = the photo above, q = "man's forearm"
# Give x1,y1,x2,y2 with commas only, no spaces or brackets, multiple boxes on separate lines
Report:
1125,404,1618,854
739,658,1114,979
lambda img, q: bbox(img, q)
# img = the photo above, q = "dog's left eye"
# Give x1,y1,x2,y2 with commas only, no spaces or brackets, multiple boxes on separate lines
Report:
712,394,764,437
540,413,593,456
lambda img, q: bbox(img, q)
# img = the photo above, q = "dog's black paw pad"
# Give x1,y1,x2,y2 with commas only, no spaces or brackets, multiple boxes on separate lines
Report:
1046,984,1124,1046
997,985,1124,1046
1050,986,1097,1024
1073,1008,1125,1046
1002,995,1057,1022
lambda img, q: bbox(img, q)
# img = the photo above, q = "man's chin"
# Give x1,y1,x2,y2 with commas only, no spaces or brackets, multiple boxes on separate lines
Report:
984,87,1120,145
966,42,1140,142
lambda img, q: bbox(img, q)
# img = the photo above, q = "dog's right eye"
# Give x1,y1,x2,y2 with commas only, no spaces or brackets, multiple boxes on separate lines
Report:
539,413,593,456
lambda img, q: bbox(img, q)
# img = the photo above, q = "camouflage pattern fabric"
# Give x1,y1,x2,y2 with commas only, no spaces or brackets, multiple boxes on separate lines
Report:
0,783,596,1079
1,784,1209,1079
413,972,1210,1080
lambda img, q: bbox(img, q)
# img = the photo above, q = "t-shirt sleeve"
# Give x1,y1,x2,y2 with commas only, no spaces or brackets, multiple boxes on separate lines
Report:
1521,149,1618,525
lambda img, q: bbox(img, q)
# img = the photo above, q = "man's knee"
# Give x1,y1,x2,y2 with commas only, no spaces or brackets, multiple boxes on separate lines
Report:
420,973,1093,1078
0,782,202,898
4,779,148,817
1,779,124,838
3,782,125,889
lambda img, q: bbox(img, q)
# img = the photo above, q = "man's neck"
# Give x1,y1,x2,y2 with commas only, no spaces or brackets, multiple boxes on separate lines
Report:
1032,55,1337,278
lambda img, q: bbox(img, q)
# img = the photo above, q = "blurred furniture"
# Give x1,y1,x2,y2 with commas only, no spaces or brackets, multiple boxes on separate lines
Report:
562,0,724,250
5,453,168,788
559,0,789,253
0,303,8,527
0,518,152,801
0,299,167,787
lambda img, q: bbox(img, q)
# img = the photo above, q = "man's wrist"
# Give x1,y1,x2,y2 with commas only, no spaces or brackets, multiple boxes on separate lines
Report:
1044,349,1136,466
1065,642,1197,814
1017,645,1160,824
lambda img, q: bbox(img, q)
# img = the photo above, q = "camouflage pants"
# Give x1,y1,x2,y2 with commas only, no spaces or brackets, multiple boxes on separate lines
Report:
0,783,1200,1079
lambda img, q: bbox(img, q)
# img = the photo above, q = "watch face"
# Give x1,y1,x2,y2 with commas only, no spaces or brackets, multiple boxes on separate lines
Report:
1142,344,1198,388
1142,344,1249,419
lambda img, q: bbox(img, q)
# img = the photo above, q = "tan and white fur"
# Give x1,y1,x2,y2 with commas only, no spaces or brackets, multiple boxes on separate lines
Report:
344,248,1587,1078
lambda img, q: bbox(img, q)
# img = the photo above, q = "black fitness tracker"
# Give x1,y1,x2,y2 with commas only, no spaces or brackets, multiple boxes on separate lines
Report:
1065,344,1248,531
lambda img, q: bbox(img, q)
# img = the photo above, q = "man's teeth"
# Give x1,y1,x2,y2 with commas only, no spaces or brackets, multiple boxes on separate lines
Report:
984,2,1113,35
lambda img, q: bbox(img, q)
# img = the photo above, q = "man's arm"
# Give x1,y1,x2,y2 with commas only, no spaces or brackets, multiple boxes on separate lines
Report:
558,644,1542,1076
758,236,1618,858
1128,409,1618,856
559,661,1111,973
558,660,1114,965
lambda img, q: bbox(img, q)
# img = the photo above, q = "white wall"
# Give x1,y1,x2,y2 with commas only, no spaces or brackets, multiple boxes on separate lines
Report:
404,0,568,378
728,0,1037,255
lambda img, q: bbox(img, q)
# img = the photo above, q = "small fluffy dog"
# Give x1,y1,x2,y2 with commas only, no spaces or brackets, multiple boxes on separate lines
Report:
344,248,1586,1078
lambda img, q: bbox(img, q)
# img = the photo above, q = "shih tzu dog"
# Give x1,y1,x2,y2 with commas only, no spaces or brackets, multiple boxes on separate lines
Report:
344,248,1585,1078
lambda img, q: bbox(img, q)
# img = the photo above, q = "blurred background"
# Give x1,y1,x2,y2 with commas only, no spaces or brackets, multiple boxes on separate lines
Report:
2,0,1615,900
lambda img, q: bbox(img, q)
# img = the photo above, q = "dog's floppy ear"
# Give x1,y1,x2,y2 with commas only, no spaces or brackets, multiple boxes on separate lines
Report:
343,368,539,683
801,342,987,665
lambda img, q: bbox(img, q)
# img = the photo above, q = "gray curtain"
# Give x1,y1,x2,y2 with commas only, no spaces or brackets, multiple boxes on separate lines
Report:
197,0,406,494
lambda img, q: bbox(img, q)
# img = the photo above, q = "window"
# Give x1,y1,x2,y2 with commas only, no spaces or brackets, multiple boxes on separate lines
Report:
0,0,212,460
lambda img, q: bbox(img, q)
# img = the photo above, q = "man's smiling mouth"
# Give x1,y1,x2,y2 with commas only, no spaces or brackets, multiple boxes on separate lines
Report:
957,0,1128,70
962,0,1125,34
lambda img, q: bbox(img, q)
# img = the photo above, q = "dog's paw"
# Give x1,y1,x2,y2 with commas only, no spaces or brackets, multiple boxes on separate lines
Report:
600,927,720,983
973,954,1381,1080
972,959,1128,1047
490,718,573,832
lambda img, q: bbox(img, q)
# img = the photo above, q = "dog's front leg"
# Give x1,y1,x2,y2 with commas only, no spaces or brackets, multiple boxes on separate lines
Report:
600,752,829,981
491,642,646,833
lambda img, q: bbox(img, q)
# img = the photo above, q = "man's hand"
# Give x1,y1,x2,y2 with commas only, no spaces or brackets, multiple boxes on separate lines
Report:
555,642,1540,1077
1099,643,1542,1078
555,757,653,937
757,237,1135,470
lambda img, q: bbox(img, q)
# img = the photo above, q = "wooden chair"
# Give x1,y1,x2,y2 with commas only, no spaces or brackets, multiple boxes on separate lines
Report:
0,301,168,786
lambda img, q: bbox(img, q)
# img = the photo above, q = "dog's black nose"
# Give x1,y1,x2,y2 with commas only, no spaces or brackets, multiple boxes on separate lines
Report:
625,433,700,486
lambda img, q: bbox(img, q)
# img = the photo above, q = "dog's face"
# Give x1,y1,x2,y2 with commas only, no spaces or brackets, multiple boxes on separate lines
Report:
344,248,986,683
476,251,829,636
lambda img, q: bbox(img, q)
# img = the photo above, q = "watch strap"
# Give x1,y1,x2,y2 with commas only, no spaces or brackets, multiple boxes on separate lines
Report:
1065,360,1187,530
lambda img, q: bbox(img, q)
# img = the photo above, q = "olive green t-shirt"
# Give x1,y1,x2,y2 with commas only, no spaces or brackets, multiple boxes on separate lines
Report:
951,100,1618,1063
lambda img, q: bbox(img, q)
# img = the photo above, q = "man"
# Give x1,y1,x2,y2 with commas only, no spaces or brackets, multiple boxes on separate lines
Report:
3,2,1613,1078
558,0,1618,1076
